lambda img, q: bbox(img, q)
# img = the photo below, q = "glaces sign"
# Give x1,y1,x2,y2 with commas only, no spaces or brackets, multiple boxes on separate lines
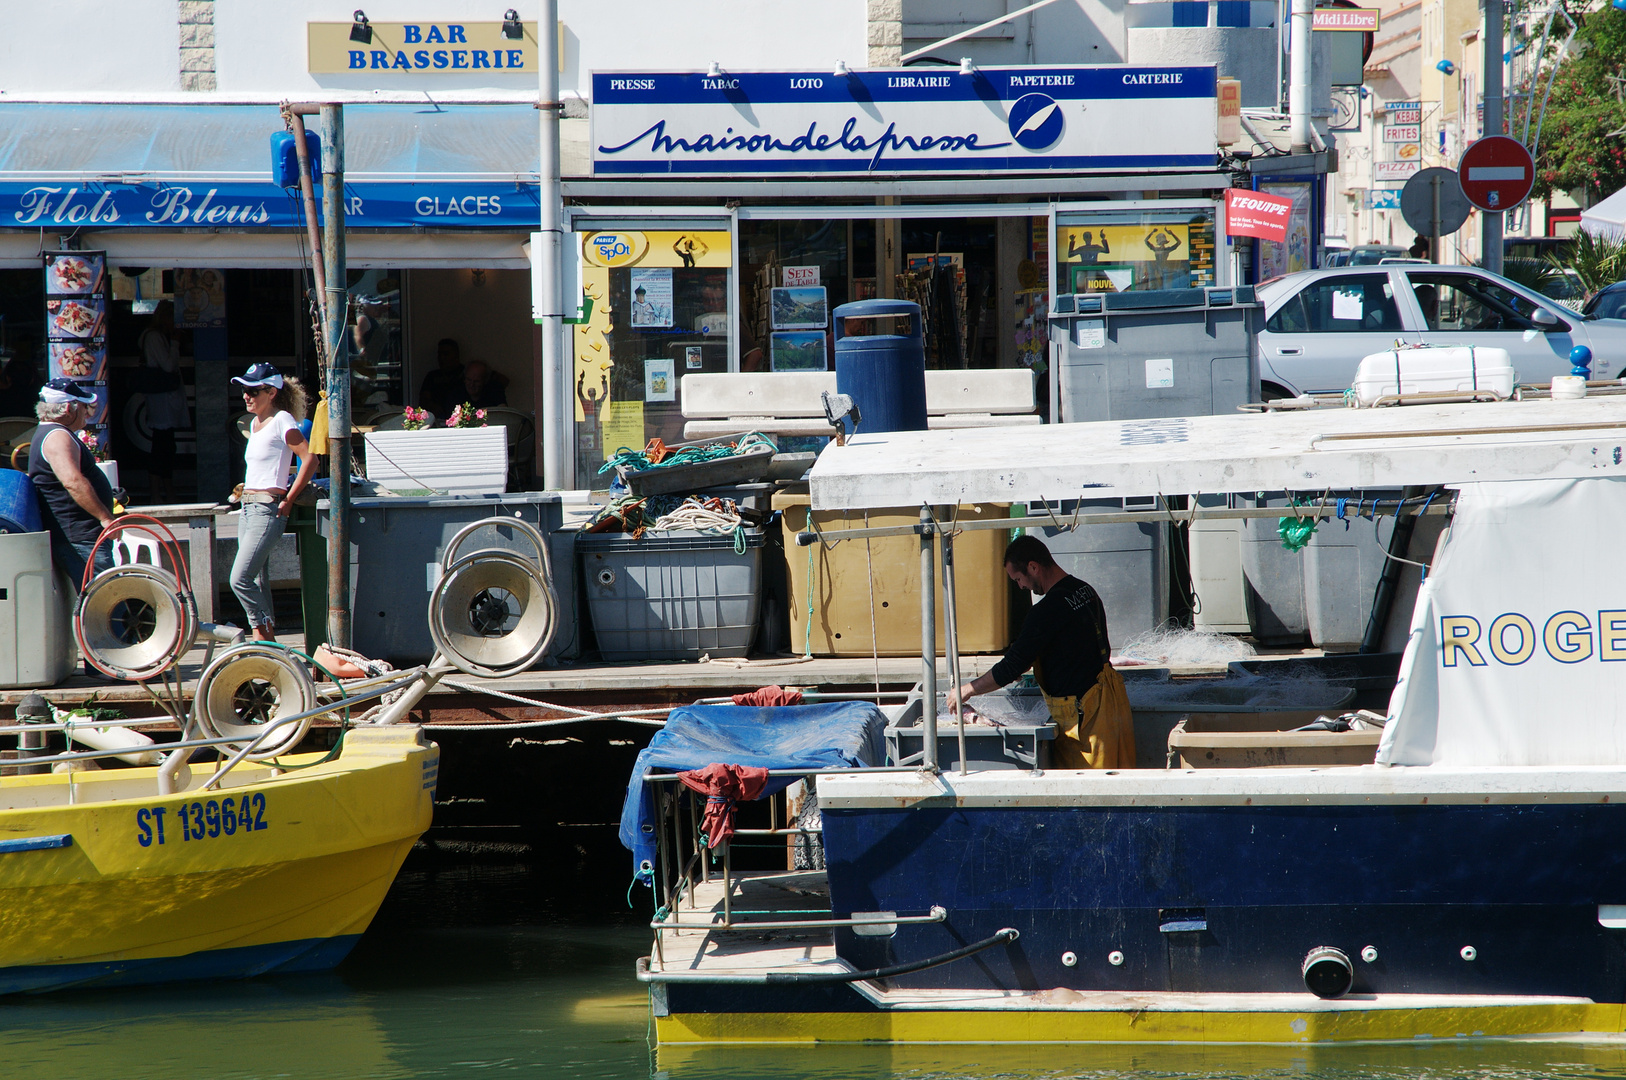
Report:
307,22,536,74
591,66,1219,176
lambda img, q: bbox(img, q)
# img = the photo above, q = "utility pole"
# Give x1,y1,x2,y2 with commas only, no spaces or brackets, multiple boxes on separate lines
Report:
539,0,566,490
321,103,351,649
1483,0,1504,275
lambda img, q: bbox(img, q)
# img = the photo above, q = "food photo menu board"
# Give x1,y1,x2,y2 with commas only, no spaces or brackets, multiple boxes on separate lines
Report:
44,251,111,440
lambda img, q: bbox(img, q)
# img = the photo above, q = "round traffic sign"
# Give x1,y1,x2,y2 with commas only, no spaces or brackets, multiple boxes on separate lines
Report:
1400,167,1472,236
1457,136,1535,212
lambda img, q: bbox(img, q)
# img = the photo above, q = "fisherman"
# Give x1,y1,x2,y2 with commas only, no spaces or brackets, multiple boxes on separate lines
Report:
946,535,1135,768
27,378,116,588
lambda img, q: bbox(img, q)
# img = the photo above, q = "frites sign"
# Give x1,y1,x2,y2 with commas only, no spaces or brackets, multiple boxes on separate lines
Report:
1224,188,1294,243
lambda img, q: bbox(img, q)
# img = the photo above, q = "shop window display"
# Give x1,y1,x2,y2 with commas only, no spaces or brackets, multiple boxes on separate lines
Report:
572,230,732,489
1056,207,1217,295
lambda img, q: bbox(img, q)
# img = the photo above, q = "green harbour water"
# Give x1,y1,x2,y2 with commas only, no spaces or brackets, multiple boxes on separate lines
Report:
9,849,1626,1080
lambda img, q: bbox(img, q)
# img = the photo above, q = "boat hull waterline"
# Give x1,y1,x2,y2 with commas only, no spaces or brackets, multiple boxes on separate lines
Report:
0,726,436,993
649,767,1626,1045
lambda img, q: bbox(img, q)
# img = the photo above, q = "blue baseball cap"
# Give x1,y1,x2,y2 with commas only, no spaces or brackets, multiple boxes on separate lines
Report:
231,362,285,391
39,377,97,405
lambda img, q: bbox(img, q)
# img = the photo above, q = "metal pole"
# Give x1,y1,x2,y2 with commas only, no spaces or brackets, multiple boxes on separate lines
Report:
1431,172,1442,264
320,103,351,649
919,505,937,770
1288,0,1314,151
286,110,327,335
538,0,567,490
1483,0,1505,275
940,525,966,775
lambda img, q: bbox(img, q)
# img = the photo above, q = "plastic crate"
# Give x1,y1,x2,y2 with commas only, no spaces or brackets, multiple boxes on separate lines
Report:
579,528,764,660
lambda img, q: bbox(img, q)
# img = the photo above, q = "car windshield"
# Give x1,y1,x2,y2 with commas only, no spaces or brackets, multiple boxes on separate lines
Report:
1405,271,1564,332
1588,287,1626,321
1347,248,1405,265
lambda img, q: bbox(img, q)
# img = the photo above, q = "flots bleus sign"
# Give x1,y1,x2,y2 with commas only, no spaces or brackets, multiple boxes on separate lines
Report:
1225,188,1293,244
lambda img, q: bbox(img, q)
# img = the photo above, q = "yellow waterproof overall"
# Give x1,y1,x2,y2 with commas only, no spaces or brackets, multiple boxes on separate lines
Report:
1043,666,1136,769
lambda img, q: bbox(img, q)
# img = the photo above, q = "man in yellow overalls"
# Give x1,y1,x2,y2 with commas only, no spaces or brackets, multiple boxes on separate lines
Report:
947,536,1135,769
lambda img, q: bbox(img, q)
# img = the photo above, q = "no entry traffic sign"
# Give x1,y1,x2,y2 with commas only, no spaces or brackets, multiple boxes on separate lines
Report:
1457,136,1535,212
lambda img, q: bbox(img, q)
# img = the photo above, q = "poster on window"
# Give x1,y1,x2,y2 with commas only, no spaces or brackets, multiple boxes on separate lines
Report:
770,287,829,330
1257,182,1314,280
629,267,673,328
174,269,227,329
771,331,827,371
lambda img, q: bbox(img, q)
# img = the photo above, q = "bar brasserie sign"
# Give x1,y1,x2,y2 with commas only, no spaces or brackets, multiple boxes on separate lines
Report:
308,22,536,74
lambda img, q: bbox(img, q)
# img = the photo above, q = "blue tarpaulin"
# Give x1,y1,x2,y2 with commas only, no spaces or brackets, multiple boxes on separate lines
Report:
618,702,887,882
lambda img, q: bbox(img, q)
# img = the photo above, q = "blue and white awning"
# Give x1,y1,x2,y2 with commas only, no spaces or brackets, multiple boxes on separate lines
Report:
0,103,540,231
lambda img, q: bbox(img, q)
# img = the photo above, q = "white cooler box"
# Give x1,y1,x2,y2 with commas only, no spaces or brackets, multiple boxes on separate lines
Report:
1352,347,1515,405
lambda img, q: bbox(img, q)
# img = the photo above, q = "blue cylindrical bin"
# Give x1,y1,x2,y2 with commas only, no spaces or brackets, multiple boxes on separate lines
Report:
0,470,42,534
833,299,928,434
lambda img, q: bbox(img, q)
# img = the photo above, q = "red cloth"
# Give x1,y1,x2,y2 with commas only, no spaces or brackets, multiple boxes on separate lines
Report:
731,685,804,707
675,763,771,851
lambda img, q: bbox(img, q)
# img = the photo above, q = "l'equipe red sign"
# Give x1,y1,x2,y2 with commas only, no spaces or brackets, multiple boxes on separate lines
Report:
1225,188,1293,243
1458,136,1534,212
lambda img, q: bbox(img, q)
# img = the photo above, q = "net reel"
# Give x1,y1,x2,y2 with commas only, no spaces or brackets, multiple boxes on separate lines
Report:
191,643,319,759
422,516,558,678
75,563,196,681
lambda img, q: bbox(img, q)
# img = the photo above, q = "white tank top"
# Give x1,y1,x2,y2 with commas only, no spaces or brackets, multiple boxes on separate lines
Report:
244,410,298,489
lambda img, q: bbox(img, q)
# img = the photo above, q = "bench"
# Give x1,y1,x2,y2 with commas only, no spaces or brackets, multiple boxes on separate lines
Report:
680,370,1040,440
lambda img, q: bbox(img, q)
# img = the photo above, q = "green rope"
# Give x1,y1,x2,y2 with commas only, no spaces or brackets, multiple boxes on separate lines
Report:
732,524,747,555
597,431,777,477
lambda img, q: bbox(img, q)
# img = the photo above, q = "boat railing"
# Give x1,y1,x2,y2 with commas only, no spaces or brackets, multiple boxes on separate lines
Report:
643,765,928,947
1,665,432,796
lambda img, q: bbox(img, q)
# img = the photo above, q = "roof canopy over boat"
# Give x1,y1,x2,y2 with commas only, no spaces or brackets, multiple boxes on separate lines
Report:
808,398,1626,510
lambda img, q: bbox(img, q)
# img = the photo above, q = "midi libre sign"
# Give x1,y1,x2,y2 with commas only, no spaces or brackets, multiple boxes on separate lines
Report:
307,22,537,74
590,66,1220,176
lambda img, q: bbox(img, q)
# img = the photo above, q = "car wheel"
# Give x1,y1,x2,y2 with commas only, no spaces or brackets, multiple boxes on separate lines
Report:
1261,382,1293,402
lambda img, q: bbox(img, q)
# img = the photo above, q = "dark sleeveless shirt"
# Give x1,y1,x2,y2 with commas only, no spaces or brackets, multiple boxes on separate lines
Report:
27,422,114,546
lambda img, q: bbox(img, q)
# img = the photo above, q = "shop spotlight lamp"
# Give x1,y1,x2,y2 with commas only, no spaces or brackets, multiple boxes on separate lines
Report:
1436,59,1456,74
834,59,851,77
349,10,372,44
501,8,523,40
959,57,977,76
707,61,723,77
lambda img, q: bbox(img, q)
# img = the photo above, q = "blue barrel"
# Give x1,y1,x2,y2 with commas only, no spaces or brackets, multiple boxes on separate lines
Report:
833,299,928,434
0,469,41,534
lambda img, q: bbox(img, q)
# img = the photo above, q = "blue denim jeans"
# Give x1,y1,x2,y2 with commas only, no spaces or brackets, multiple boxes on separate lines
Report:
229,502,286,630
53,534,116,592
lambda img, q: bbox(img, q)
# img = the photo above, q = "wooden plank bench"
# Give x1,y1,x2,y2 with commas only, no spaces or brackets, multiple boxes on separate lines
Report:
680,369,1040,440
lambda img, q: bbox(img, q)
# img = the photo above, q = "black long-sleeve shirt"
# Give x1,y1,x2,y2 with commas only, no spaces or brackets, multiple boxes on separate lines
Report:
987,575,1111,698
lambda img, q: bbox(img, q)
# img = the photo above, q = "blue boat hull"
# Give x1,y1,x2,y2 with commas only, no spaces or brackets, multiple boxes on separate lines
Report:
822,803,1626,1000
0,935,362,995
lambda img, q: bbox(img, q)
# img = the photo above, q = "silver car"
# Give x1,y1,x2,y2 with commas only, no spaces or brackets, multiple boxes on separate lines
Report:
1255,265,1626,397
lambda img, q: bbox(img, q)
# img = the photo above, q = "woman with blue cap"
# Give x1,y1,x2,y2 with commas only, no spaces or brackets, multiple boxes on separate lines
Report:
28,377,116,586
230,363,317,642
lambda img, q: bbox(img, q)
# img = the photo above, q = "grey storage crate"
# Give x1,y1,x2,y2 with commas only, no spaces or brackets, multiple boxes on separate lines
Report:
1049,287,1261,423
886,689,1054,770
580,528,764,660
1027,498,1168,643
317,492,573,665
1238,491,1398,652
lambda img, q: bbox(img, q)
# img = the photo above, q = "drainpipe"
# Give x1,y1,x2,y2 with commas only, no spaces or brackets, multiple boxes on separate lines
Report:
1289,0,1315,152
1482,0,1504,275
539,0,567,490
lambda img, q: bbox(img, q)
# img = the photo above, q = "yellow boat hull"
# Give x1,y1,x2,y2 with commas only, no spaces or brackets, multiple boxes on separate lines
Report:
0,725,436,992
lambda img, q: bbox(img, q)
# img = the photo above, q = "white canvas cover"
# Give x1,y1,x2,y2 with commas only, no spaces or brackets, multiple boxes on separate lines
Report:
1378,477,1626,766
1582,186,1626,242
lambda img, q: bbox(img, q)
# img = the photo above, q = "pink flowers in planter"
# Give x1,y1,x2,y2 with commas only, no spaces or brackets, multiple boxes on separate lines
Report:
445,402,489,428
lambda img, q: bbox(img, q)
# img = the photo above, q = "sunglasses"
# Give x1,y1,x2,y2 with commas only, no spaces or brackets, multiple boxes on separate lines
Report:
241,385,275,396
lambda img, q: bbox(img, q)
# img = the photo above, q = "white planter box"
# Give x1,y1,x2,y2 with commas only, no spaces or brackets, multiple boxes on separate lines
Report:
364,428,508,495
